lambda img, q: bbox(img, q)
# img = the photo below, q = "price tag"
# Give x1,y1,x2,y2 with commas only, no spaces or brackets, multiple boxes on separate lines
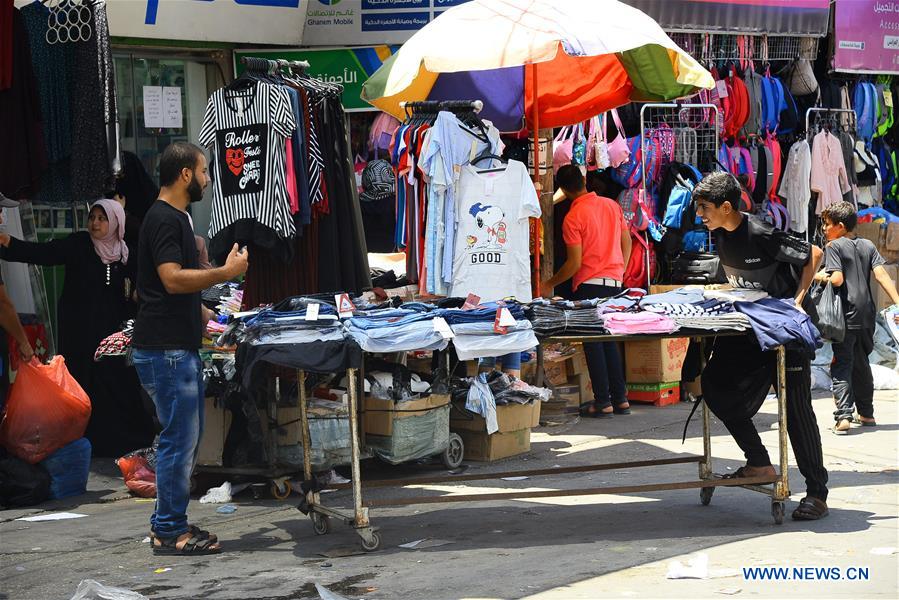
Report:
462,293,481,310
885,90,894,108
715,80,729,98
494,307,509,335
305,303,320,321
335,293,356,318
432,317,455,339
498,307,516,327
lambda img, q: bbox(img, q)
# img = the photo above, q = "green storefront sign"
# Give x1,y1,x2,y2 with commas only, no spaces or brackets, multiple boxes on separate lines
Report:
234,46,397,111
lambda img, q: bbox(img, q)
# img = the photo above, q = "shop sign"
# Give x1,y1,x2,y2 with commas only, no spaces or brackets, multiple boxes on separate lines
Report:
834,0,899,74
103,0,306,45
302,0,471,46
233,46,398,111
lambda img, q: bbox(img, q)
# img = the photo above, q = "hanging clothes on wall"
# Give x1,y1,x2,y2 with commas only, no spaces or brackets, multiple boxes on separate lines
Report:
70,0,119,201
810,129,852,216
0,4,46,199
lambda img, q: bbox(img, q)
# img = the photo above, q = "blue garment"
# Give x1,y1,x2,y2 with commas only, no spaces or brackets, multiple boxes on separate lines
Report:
466,373,499,434
347,309,433,330
479,352,523,371
436,302,526,325
132,349,204,539
733,298,822,355
345,319,449,353
285,87,311,226
640,287,707,306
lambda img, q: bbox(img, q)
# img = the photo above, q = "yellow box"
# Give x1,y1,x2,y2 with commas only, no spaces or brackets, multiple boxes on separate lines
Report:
451,400,541,433
456,428,531,461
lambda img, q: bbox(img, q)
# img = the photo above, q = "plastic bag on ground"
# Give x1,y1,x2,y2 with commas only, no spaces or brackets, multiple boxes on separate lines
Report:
70,579,147,600
871,364,899,390
0,454,51,508
0,356,92,464
116,448,156,498
200,481,232,504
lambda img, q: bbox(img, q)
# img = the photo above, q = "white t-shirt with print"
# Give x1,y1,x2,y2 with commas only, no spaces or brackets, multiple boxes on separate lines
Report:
450,160,540,302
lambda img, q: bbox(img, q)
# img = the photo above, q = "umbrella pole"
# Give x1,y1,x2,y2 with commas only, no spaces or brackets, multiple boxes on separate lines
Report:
531,63,540,186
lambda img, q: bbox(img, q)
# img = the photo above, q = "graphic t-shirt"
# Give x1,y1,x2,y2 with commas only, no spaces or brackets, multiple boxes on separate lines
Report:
824,236,885,330
198,81,296,251
451,160,541,302
714,213,811,298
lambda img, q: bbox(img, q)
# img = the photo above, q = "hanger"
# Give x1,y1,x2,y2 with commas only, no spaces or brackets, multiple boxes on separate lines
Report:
471,152,507,173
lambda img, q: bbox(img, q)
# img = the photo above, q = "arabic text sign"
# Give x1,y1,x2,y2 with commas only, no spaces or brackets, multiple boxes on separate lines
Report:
834,0,899,74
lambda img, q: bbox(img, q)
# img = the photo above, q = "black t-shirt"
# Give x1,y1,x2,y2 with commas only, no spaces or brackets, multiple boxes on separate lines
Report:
714,213,811,298
132,200,202,350
824,236,885,330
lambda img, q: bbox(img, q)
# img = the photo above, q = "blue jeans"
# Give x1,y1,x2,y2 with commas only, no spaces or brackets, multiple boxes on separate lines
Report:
131,349,204,539
479,352,523,371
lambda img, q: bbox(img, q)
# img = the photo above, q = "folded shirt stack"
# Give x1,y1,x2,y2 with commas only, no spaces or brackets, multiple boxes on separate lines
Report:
450,320,538,361
602,312,678,335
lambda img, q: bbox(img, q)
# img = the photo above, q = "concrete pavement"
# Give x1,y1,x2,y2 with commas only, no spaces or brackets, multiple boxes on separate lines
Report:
1,391,896,600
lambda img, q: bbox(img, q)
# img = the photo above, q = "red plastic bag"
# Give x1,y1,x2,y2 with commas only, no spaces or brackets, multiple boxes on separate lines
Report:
116,452,157,498
0,356,92,464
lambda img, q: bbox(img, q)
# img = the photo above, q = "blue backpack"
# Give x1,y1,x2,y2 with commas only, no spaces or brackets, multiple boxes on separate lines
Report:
662,164,703,230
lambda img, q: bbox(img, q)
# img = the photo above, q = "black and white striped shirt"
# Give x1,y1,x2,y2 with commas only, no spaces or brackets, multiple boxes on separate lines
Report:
199,81,296,245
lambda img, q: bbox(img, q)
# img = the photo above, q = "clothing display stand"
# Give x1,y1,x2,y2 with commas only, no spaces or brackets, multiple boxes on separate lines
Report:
639,103,721,287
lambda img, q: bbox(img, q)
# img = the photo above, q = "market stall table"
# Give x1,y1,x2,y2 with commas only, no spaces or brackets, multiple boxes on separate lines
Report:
309,330,791,552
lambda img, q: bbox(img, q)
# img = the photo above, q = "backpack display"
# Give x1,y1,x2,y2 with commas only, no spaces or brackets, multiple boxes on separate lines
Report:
623,230,657,290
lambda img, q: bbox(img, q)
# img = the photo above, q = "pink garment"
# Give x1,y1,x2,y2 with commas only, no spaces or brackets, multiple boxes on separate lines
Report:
810,131,851,215
602,312,677,335
285,139,299,215
90,199,129,265
369,112,401,153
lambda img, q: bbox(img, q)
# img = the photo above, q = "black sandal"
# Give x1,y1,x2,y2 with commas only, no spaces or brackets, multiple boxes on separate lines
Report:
580,404,613,419
792,496,828,521
152,524,217,544
612,401,631,415
152,531,222,556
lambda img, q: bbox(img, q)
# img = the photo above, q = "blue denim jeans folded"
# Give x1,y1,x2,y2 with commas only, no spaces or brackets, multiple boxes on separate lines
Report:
131,348,204,539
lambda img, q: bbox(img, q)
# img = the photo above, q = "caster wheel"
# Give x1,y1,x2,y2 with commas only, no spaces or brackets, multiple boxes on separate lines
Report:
271,480,291,500
360,532,381,552
311,513,330,535
700,486,714,506
772,501,785,525
442,433,464,469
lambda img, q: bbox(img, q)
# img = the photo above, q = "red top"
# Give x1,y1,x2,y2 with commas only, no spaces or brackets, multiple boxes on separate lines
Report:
562,192,627,290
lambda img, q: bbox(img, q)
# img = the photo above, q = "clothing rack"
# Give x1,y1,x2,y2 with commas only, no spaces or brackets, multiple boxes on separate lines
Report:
805,108,857,134
240,56,311,73
399,100,484,114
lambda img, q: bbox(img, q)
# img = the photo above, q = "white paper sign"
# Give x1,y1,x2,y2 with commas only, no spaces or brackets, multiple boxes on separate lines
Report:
142,86,163,128
432,317,454,339
305,303,320,321
163,86,183,129
498,307,516,327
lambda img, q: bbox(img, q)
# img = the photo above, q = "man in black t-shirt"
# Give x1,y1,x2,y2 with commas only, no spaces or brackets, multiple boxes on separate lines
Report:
815,201,899,434
693,172,830,521
132,143,248,555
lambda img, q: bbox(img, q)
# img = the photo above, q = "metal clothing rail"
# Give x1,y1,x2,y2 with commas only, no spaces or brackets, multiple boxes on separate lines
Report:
805,107,857,135
399,100,484,113
295,331,791,553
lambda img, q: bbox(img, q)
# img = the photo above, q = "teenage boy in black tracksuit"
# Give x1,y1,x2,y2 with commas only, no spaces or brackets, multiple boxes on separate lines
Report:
693,172,829,521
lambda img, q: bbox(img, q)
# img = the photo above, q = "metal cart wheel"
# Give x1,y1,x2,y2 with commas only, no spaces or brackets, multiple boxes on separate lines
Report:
700,486,714,506
771,501,785,525
311,513,331,535
360,531,381,552
270,480,291,500
442,433,464,469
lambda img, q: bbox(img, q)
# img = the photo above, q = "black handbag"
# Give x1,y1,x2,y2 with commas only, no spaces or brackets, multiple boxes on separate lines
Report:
810,281,846,343
670,252,727,285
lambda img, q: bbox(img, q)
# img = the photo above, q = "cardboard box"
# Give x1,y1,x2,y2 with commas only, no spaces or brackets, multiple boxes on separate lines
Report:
451,400,541,433
624,338,690,383
543,356,570,387
566,345,589,378
554,384,581,408
197,397,232,466
364,394,449,437
456,428,531,461
884,223,899,252
539,399,577,422
855,222,885,247
626,382,681,406
871,263,899,311
520,359,537,384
